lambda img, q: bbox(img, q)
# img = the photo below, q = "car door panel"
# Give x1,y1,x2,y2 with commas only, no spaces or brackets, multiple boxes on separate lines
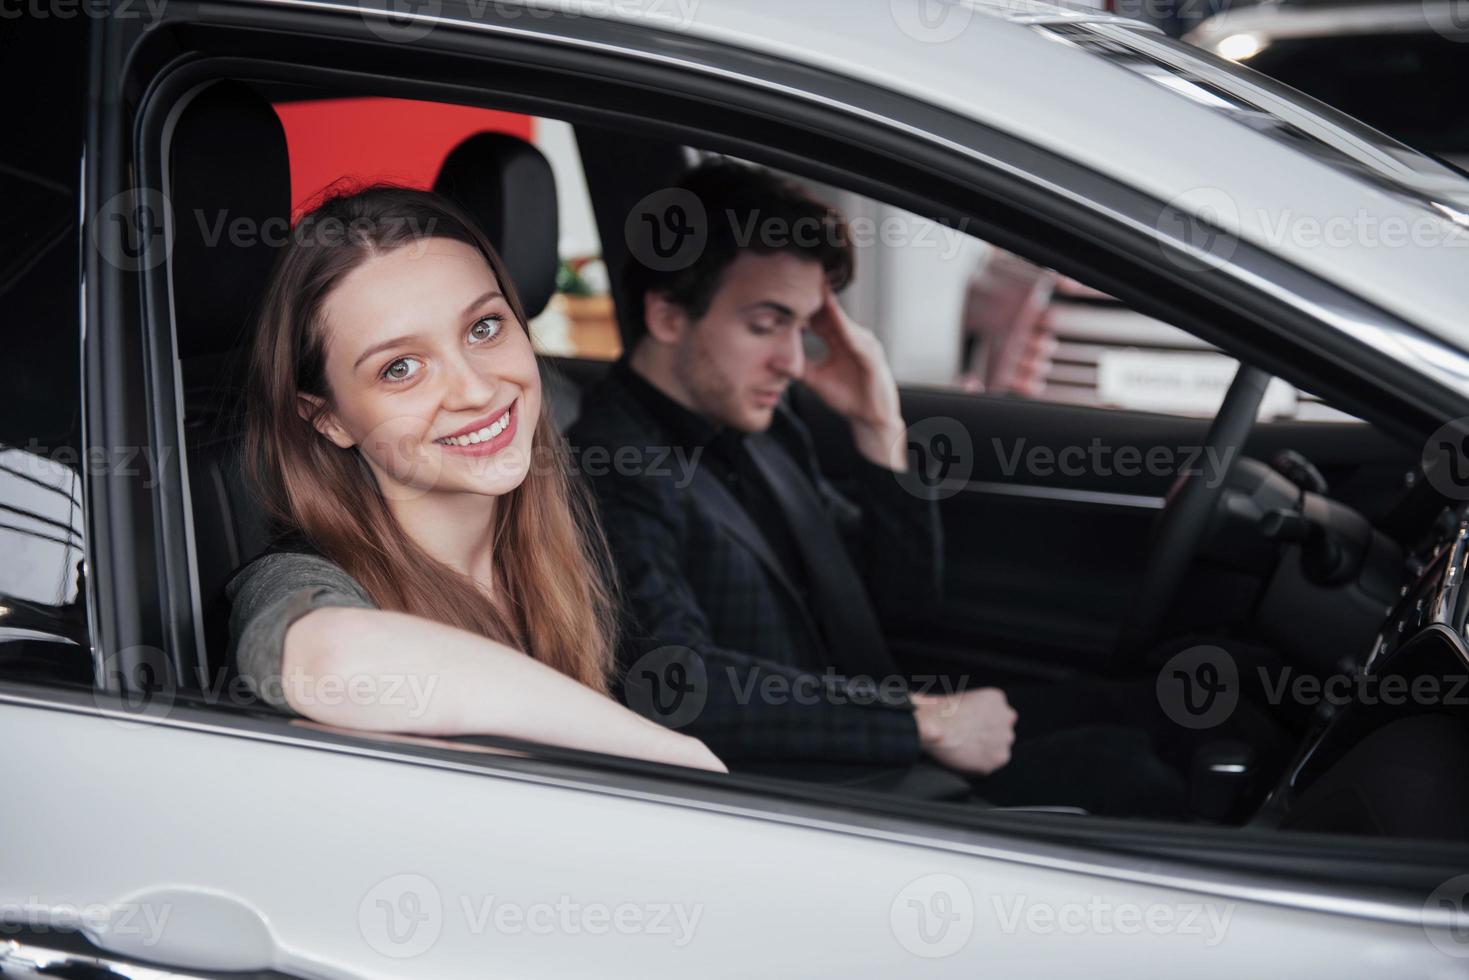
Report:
0,695,1454,979
796,385,1415,674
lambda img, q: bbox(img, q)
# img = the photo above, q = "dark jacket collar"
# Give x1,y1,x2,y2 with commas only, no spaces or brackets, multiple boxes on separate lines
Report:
611,357,746,463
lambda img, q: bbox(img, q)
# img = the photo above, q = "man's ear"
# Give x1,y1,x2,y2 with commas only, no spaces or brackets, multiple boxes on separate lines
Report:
296,392,356,449
643,290,690,346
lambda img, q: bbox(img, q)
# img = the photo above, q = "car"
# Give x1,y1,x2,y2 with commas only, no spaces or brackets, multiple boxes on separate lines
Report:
5,0,1469,976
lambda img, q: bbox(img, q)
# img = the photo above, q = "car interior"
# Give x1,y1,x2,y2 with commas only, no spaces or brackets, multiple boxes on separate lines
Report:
103,63,1469,846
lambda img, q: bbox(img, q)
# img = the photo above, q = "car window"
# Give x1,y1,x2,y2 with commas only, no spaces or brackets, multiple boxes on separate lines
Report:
272,96,620,360
0,15,92,685
773,169,1352,421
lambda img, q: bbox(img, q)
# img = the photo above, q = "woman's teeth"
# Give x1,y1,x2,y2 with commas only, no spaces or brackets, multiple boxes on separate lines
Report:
437,407,512,447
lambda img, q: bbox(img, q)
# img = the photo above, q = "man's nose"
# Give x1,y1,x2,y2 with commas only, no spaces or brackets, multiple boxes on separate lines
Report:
772,328,805,379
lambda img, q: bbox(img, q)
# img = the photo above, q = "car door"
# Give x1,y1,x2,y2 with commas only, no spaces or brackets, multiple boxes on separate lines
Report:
9,686,1466,979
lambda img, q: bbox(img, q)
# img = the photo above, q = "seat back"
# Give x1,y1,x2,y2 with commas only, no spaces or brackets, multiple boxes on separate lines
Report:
170,81,290,684
433,132,592,429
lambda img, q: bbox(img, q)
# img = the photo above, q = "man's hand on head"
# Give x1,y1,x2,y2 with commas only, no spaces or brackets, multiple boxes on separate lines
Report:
912,687,1018,777
802,285,909,472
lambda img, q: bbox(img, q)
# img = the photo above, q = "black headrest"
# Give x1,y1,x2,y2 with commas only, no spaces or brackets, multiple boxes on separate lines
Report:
170,81,290,360
434,132,559,319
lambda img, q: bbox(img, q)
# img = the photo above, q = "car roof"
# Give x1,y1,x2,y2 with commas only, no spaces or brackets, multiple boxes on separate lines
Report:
270,0,1469,350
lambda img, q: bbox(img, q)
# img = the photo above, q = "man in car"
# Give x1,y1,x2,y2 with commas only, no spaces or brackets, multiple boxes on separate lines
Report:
570,160,1183,812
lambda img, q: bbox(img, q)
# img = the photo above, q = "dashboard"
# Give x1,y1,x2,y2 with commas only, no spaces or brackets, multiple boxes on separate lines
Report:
1364,504,1469,673
1256,499,1469,837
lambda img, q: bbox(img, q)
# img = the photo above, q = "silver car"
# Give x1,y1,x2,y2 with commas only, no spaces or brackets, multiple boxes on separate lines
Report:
5,0,1469,976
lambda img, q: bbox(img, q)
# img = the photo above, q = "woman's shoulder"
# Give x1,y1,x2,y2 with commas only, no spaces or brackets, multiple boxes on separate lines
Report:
224,532,371,605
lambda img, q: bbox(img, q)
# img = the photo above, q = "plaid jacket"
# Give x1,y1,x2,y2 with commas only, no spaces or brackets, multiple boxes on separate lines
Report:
569,365,944,766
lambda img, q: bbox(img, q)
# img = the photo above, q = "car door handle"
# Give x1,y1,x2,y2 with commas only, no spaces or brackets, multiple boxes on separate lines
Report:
80,886,279,974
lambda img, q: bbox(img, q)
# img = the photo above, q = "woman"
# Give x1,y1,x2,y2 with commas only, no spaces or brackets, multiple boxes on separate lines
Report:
226,185,724,772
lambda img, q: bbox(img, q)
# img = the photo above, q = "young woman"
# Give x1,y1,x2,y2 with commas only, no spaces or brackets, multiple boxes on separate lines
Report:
226,185,724,772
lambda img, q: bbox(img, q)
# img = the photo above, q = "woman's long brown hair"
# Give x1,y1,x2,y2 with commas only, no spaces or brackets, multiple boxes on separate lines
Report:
244,185,615,693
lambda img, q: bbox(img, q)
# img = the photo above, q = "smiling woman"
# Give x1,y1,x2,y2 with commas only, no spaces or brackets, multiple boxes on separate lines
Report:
227,185,724,772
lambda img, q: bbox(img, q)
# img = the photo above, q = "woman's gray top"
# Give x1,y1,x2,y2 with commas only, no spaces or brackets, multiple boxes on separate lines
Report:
225,552,376,710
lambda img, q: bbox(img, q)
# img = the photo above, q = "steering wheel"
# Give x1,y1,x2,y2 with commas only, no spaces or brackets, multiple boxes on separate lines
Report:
1113,364,1273,667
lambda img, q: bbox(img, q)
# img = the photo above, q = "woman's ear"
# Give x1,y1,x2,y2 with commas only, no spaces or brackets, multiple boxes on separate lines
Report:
643,291,690,346
296,393,356,449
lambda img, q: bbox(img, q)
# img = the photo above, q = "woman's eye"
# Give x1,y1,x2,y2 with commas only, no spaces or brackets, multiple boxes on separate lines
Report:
382,357,422,383
469,314,504,343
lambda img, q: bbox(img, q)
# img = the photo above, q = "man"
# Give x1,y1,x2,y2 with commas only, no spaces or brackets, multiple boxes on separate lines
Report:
571,161,1183,810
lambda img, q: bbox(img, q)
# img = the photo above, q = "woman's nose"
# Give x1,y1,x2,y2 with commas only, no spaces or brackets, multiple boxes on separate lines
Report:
441,352,498,409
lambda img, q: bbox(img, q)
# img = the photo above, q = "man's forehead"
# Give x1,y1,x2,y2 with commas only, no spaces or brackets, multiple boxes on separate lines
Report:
720,251,826,317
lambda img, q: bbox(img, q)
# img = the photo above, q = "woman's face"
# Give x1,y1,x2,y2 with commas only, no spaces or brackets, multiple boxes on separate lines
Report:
307,236,542,503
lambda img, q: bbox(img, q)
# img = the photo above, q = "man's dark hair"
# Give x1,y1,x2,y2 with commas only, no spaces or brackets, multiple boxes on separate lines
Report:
622,159,855,344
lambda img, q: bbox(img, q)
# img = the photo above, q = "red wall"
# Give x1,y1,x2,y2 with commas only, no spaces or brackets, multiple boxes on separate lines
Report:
272,97,535,218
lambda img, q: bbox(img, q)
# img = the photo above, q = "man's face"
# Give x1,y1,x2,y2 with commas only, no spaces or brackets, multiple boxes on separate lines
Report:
669,251,826,433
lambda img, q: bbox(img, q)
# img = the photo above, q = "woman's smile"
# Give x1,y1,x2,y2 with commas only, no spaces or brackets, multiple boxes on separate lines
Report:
433,398,519,457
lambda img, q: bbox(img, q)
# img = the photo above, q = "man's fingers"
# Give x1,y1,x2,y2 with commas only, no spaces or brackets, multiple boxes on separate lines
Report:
812,286,858,347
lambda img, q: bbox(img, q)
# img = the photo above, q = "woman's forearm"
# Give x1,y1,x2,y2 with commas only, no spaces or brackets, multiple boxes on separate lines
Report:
281,606,725,772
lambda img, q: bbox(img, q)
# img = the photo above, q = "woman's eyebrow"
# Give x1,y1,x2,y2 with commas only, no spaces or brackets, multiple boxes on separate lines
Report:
464,289,505,316
353,334,419,371
351,292,506,371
